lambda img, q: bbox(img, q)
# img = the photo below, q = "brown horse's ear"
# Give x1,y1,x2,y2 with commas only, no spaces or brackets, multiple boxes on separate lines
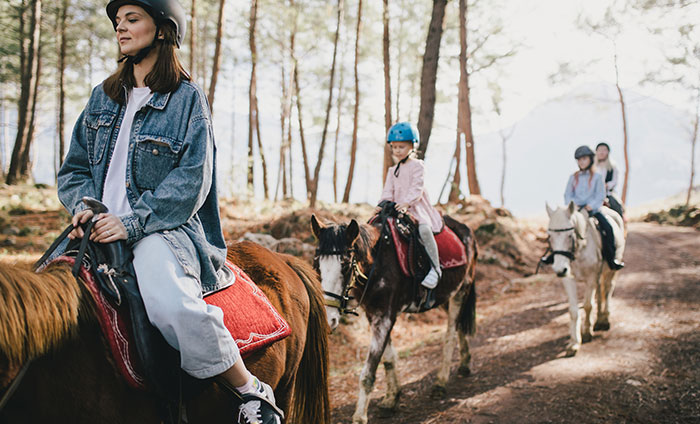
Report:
311,214,324,239
346,219,360,245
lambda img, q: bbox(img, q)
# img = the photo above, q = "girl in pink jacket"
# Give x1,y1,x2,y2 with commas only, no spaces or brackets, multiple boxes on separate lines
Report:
378,122,443,289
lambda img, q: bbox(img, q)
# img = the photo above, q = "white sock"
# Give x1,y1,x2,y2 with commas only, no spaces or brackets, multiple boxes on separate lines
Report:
235,372,258,395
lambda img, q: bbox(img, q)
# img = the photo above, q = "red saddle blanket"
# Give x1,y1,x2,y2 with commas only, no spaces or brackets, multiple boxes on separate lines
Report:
50,257,291,390
387,218,468,277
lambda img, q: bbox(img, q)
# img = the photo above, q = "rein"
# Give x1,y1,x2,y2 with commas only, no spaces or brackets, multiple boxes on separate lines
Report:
318,246,369,317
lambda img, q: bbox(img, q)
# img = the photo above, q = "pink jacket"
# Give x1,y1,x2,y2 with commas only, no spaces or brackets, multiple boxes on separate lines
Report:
380,158,443,233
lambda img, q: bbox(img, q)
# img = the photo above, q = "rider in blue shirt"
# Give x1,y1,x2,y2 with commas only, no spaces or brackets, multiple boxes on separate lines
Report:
564,146,624,270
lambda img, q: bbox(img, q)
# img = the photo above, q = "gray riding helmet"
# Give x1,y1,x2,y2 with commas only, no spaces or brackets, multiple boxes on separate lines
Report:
106,0,187,47
574,145,595,159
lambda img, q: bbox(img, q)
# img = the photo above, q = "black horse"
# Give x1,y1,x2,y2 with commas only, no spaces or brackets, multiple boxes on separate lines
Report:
311,213,477,424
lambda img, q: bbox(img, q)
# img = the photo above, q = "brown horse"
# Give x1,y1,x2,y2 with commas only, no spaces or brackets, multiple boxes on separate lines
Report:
0,241,330,424
311,214,478,424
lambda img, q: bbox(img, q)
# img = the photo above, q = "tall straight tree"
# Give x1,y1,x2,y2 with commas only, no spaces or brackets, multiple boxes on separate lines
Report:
7,0,42,185
382,0,393,183
56,0,69,173
189,0,196,76
247,0,258,194
207,0,225,111
309,0,344,208
456,0,480,197
289,0,311,199
415,0,448,160
342,0,363,203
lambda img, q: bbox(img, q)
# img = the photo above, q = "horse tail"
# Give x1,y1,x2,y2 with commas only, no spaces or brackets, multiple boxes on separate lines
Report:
282,255,331,424
457,275,477,336
444,214,478,336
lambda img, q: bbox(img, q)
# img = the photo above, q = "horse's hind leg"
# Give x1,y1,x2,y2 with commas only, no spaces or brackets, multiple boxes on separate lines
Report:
352,316,393,424
457,326,472,377
432,294,462,398
377,338,401,416
594,270,615,331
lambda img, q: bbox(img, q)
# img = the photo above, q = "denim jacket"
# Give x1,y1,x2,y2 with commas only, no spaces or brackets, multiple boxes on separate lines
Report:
57,80,231,294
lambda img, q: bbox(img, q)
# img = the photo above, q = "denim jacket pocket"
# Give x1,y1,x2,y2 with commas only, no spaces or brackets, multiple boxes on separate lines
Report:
132,135,182,191
85,112,116,165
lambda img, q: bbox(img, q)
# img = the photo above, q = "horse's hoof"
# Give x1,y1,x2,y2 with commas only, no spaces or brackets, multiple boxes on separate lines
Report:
351,416,368,424
458,364,472,377
582,332,593,343
377,405,397,418
594,321,610,331
565,345,579,357
430,384,447,399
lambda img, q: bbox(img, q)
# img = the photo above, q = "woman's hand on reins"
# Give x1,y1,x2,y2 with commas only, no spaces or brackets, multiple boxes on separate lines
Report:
91,213,128,243
68,209,94,239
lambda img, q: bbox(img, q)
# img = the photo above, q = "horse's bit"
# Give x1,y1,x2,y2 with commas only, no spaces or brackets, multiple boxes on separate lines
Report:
316,246,368,316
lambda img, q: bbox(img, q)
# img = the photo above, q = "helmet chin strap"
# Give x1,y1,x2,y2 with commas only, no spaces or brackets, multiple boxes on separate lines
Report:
118,26,160,65
393,148,414,177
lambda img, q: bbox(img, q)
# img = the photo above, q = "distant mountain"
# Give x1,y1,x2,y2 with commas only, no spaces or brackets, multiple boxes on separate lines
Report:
471,82,695,216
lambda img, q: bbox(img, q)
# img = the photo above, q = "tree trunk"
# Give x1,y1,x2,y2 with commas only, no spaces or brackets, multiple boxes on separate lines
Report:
275,63,287,201
254,100,269,199
22,21,43,178
457,0,480,196
342,0,362,203
189,0,196,77
382,0,393,184
687,83,699,206
247,0,258,194
415,0,447,160
333,41,346,203
309,0,344,208
7,0,41,185
0,85,7,178
57,0,68,172
614,49,630,205
207,0,225,111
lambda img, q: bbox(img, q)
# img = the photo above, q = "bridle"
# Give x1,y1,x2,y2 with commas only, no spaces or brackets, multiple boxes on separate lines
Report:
547,226,579,261
315,246,369,317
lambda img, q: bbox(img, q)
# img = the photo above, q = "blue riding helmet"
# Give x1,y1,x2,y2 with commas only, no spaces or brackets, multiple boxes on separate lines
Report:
387,122,419,144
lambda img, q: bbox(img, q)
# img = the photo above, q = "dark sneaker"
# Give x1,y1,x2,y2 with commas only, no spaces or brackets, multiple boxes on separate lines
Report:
237,378,283,424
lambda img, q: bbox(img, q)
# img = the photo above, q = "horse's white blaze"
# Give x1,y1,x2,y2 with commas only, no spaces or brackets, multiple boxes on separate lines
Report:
319,256,344,330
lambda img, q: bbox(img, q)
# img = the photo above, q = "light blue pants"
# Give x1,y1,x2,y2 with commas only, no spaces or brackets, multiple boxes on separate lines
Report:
418,224,441,275
132,234,241,379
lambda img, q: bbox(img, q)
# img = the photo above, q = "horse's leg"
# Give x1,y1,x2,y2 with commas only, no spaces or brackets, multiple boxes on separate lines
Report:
352,315,394,424
457,327,472,377
377,338,401,415
432,294,462,397
594,269,615,331
561,276,581,356
581,273,597,343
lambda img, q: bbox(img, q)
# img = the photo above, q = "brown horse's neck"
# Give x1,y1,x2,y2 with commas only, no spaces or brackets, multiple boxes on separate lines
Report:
0,262,83,368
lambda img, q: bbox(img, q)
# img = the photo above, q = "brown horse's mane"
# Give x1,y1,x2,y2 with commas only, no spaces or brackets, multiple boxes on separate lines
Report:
0,261,83,366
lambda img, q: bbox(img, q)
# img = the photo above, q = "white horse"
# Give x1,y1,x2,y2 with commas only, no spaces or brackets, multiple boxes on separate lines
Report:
545,201,625,356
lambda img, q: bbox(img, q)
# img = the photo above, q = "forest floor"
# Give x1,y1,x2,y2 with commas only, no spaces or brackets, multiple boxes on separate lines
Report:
0,185,697,423
328,222,700,424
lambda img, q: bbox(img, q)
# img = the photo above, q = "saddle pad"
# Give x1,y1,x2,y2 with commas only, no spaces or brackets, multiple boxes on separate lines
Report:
388,218,468,277
204,261,292,358
48,257,290,390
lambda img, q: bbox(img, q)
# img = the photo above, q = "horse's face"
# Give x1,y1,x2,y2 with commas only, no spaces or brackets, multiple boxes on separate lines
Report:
311,215,361,331
546,202,579,277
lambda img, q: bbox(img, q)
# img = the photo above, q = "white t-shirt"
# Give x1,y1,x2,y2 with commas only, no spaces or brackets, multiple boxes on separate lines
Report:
102,87,153,216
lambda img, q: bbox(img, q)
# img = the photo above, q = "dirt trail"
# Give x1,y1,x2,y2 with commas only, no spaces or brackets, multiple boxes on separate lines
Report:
329,222,700,423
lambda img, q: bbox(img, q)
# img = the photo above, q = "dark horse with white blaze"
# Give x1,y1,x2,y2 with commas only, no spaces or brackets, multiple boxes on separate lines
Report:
311,214,478,424
0,242,330,424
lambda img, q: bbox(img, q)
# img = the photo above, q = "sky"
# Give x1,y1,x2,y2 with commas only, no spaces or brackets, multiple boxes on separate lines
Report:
17,0,698,213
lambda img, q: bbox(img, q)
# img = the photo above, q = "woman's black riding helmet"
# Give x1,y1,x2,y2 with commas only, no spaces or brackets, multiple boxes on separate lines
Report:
106,0,187,47
574,145,595,159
